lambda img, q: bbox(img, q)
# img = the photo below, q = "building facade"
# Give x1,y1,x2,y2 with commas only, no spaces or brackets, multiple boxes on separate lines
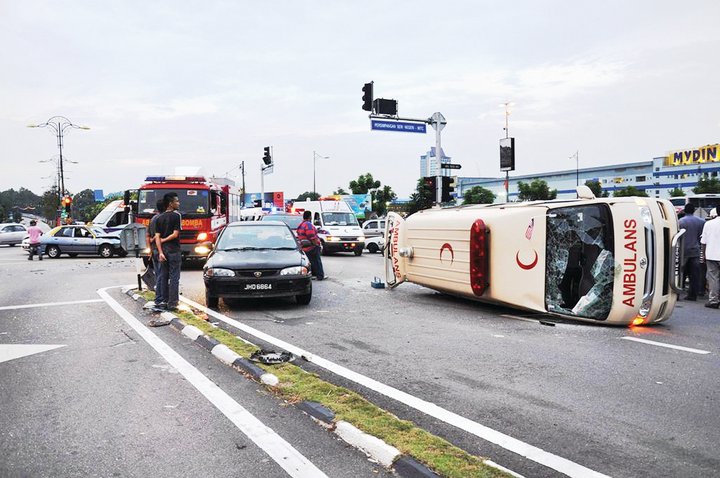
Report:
419,147,452,178
457,143,719,203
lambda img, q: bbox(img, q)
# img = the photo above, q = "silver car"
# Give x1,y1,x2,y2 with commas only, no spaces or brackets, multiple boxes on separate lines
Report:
0,223,28,246
42,225,126,258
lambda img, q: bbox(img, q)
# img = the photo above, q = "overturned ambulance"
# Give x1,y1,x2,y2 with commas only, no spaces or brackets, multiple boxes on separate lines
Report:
385,187,685,326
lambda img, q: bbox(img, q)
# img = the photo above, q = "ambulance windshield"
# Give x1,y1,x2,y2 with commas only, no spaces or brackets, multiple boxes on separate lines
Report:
545,204,615,320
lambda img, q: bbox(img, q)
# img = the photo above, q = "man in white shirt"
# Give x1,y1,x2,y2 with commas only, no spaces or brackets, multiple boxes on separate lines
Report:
700,208,720,308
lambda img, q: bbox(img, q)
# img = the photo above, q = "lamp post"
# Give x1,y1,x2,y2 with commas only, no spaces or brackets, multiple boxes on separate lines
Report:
28,116,89,198
313,151,329,198
570,150,579,186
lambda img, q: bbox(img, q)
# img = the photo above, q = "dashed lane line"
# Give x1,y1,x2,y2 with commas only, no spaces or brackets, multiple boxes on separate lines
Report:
182,295,611,478
621,336,711,355
98,287,328,478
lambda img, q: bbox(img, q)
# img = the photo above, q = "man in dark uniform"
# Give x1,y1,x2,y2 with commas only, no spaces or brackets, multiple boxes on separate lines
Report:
154,192,182,312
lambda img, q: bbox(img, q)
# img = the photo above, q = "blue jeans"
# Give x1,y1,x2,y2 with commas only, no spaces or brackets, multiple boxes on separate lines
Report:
305,246,324,279
157,250,181,308
152,249,165,303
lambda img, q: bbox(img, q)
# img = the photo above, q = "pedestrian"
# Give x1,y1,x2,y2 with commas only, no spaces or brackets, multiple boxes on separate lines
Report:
700,208,720,309
154,192,182,313
143,199,165,294
27,220,44,261
679,203,705,300
297,210,326,280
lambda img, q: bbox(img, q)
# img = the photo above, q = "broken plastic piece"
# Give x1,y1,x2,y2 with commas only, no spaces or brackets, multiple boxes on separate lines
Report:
249,349,295,364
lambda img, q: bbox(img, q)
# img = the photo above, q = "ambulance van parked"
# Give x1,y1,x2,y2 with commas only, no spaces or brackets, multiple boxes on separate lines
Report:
294,200,365,255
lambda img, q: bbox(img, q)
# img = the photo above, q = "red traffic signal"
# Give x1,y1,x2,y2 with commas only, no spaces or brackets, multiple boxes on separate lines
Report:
61,196,73,206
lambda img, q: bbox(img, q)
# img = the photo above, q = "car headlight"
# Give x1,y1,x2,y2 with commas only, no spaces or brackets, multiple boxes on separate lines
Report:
639,206,653,226
197,232,208,241
326,236,338,242
205,268,235,277
357,236,365,241
195,245,211,255
280,266,309,276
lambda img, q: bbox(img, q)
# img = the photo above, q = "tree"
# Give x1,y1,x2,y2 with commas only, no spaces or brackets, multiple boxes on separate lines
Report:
692,177,720,194
517,179,557,201
405,178,434,216
373,185,397,217
295,191,320,202
613,186,649,197
40,187,61,223
584,179,608,198
349,173,380,194
333,187,348,195
72,189,98,222
462,186,496,205
668,187,685,197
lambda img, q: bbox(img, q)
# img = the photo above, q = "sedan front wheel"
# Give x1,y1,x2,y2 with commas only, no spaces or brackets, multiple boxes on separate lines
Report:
99,244,114,258
46,245,61,259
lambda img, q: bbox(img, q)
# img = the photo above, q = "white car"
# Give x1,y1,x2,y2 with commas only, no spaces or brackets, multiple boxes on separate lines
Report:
385,187,683,326
362,218,387,237
0,223,27,246
365,235,385,254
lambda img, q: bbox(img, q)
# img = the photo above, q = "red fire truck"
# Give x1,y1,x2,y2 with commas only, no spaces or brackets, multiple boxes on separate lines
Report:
132,175,243,260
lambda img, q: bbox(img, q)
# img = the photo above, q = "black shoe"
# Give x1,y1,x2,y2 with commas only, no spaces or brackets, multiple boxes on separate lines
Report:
27,256,32,261
704,302,719,309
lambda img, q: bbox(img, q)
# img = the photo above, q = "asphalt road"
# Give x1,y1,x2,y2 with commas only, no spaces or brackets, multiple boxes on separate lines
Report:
0,246,393,478
1,245,718,477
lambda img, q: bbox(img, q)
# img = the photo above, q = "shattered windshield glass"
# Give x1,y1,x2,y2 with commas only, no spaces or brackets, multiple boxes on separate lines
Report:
545,204,615,320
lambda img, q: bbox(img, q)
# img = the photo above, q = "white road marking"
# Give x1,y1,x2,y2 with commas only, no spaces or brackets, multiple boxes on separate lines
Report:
98,287,328,478
0,344,66,364
621,336,711,355
0,299,104,311
182,296,610,478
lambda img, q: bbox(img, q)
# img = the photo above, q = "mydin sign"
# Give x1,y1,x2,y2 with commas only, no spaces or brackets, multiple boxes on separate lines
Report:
371,120,426,134
665,144,719,166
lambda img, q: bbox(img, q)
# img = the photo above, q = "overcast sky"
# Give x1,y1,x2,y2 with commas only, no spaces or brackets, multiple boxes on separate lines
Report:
1,1,718,200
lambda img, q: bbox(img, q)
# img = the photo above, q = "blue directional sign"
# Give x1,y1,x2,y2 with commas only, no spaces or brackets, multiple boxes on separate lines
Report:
371,120,426,134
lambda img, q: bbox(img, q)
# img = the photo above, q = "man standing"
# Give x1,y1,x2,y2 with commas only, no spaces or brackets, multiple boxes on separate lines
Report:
679,203,705,300
297,210,326,280
143,199,165,294
27,220,43,261
701,208,720,308
154,192,182,313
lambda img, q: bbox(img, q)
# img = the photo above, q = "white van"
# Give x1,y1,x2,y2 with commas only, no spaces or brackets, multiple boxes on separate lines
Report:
295,200,365,255
90,200,130,233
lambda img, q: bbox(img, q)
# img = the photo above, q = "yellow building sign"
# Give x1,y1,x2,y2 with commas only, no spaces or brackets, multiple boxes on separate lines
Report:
665,144,719,166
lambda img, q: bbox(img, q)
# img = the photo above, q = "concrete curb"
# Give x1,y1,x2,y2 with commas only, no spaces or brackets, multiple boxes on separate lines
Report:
122,289,471,478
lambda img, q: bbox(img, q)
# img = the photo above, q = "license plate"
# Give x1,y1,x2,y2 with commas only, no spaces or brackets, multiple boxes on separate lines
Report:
244,283,272,290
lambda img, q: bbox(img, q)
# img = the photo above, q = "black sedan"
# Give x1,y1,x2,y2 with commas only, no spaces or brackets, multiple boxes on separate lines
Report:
203,221,312,307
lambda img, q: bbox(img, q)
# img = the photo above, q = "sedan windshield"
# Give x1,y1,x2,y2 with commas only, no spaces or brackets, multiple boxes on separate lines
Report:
321,212,358,226
217,225,297,250
545,204,615,320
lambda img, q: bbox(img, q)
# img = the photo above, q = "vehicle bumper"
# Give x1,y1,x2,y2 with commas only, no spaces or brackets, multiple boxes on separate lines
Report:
322,240,365,253
204,276,312,298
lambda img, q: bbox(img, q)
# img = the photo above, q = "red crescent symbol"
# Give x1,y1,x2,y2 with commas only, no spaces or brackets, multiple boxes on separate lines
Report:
440,243,454,265
516,250,538,270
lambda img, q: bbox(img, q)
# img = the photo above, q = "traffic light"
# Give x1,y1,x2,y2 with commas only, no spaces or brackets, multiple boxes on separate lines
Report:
262,146,272,166
423,176,437,192
441,176,458,202
373,98,397,116
362,82,373,112
61,196,73,214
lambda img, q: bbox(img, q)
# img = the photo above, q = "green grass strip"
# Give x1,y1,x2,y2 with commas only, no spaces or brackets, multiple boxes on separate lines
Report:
136,290,510,478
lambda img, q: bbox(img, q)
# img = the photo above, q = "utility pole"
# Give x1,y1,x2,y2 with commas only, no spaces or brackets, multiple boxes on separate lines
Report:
430,112,447,205
240,161,246,207
502,102,511,203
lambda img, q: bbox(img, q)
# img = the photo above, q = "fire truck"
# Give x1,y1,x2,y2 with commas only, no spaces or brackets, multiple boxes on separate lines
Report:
131,175,243,260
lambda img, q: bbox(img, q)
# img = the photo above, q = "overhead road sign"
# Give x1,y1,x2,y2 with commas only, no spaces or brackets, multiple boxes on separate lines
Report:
371,120,426,134
441,163,462,170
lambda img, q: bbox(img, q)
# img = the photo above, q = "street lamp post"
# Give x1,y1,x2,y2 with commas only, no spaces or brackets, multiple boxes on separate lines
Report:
313,151,329,198
28,116,90,198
